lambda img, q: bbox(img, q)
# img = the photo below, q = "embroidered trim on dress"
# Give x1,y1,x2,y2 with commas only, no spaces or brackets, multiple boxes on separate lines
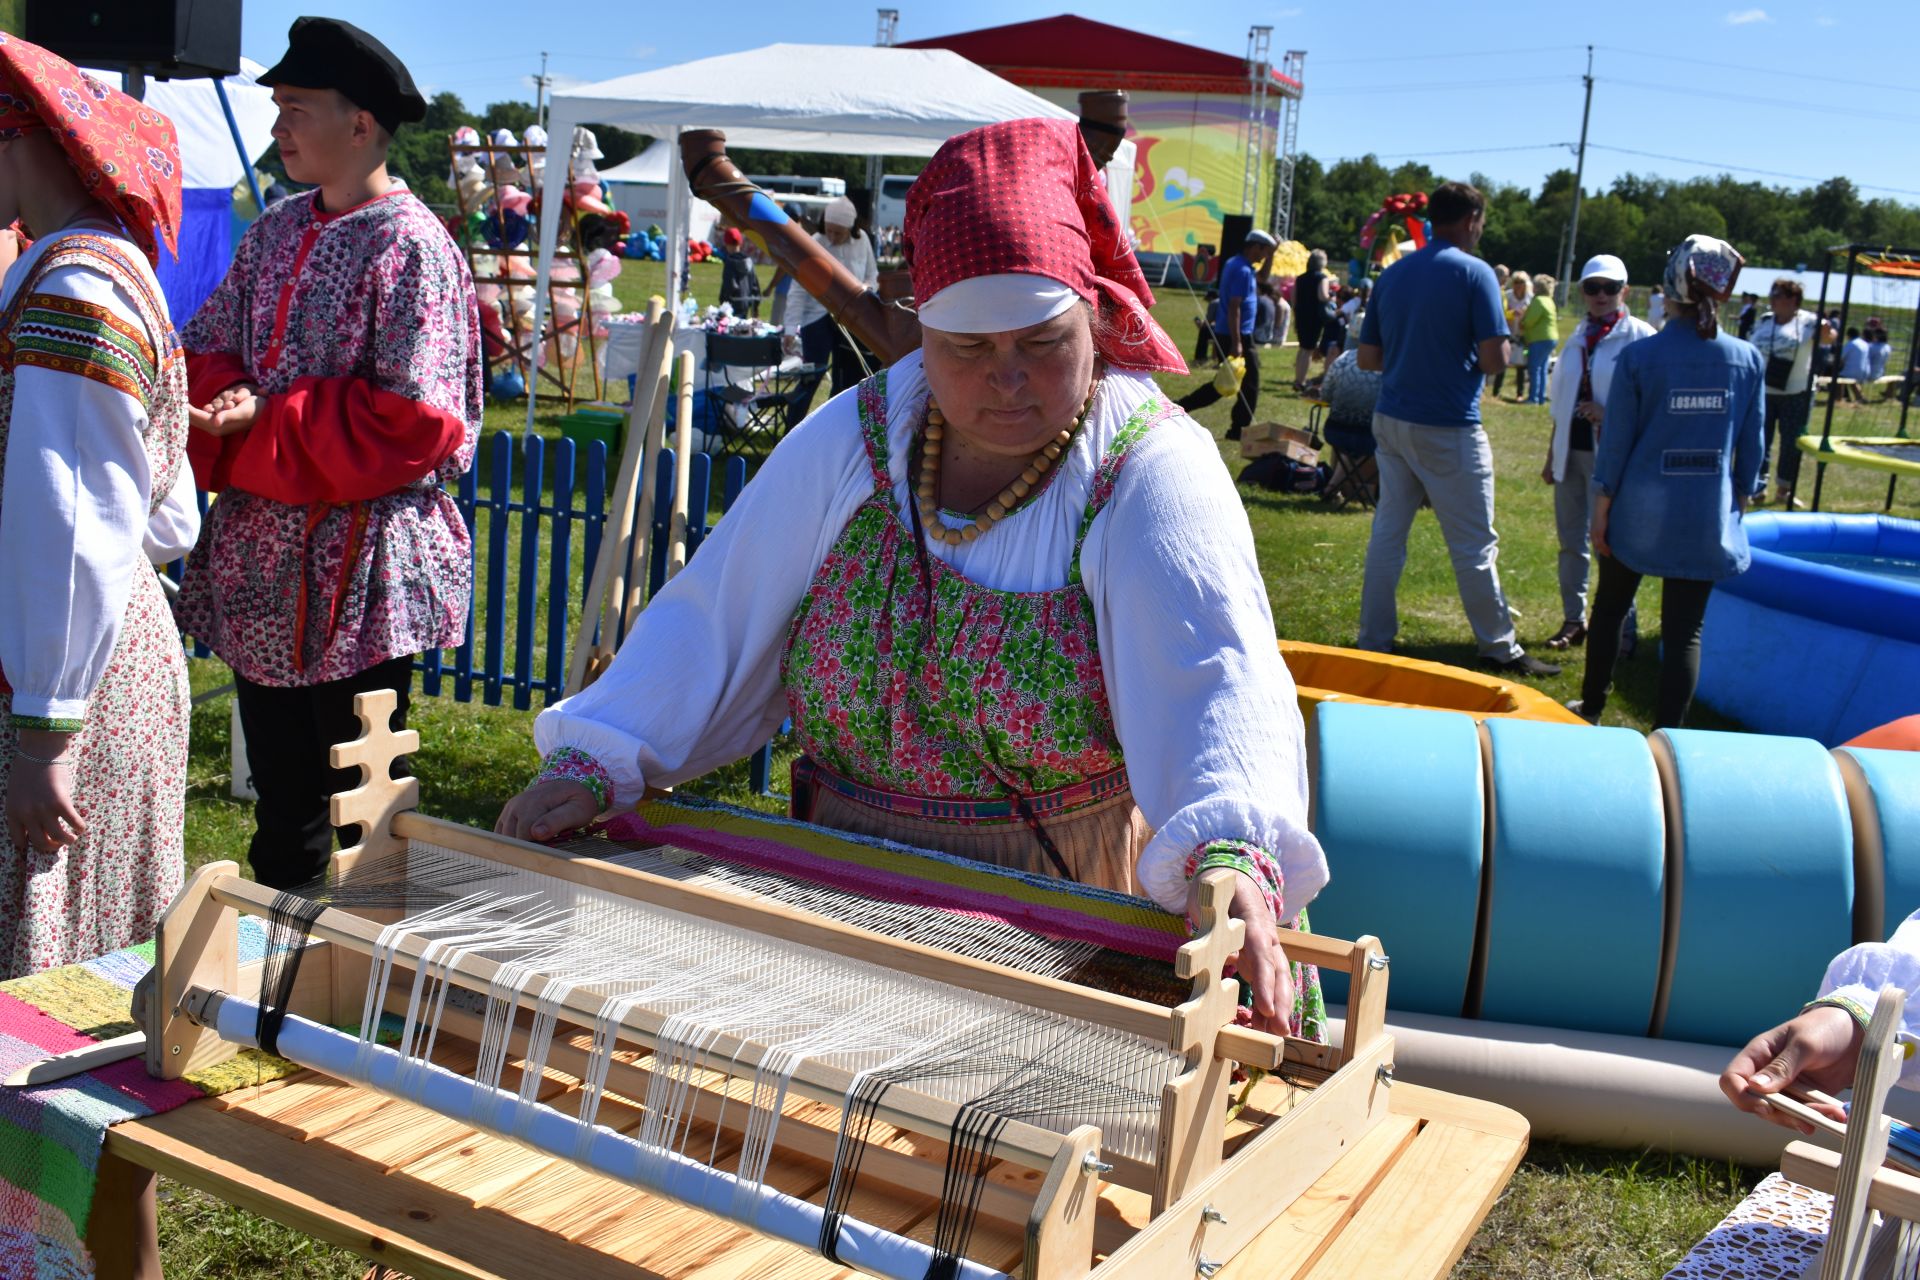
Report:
11,292,158,402
10,714,85,733
535,746,613,814
1183,839,1287,925
1069,394,1181,584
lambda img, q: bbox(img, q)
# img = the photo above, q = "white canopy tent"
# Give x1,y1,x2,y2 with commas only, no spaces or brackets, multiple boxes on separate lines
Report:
529,43,1133,432
599,141,722,243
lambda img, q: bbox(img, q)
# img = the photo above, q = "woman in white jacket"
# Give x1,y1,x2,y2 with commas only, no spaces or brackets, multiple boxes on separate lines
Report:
1541,254,1657,650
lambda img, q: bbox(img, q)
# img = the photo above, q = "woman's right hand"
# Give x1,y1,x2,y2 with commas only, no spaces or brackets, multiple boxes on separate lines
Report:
495,779,599,843
1541,458,1556,485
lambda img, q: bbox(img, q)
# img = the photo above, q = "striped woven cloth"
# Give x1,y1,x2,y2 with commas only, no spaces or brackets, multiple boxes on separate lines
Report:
594,797,1195,1003
0,918,276,1279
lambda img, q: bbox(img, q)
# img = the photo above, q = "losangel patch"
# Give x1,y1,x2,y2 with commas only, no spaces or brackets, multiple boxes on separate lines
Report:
1663,448,1723,475
1667,388,1727,414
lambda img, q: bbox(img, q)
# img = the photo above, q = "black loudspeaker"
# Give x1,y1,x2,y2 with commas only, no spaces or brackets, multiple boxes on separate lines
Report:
1218,214,1254,261
26,0,242,80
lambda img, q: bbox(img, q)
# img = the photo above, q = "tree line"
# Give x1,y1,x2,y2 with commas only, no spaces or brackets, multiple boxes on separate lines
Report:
366,88,1918,286
1287,152,1920,284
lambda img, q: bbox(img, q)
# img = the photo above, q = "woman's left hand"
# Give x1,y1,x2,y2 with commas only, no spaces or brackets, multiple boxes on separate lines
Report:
1188,873,1295,1036
1591,494,1613,559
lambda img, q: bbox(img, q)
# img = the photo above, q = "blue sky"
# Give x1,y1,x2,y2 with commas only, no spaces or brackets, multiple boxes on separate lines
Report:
239,1,1918,203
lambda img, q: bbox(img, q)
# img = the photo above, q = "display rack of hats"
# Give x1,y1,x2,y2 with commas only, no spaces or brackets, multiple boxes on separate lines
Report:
447,125,620,411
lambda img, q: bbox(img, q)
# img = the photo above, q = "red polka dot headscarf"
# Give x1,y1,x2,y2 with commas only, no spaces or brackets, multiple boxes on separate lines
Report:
904,118,1186,374
0,33,182,264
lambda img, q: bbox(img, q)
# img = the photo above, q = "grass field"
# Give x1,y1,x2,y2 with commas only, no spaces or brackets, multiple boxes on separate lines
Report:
148,257,1916,1277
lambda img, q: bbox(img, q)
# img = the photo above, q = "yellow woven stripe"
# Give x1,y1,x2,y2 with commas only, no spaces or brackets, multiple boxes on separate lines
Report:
5,967,140,1041
636,802,1187,937
184,1048,304,1096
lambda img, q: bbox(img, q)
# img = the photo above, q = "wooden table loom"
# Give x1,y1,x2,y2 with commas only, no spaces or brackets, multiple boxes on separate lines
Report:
96,693,1528,1280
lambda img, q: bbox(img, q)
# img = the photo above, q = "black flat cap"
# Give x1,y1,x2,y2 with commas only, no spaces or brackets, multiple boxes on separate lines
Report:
258,17,425,136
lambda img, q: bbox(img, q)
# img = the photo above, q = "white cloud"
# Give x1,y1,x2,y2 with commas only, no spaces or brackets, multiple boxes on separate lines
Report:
1815,14,1837,24
1724,8,1771,23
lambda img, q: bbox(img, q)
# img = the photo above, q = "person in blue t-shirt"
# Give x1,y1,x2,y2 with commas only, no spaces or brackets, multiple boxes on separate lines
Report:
1176,229,1276,441
1570,235,1764,729
1355,181,1560,678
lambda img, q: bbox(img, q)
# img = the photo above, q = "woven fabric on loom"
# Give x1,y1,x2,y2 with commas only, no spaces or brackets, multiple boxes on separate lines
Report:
0,918,280,1279
593,797,1195,1003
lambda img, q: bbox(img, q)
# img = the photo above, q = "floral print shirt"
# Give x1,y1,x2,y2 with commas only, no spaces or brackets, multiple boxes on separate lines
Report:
175,187,483,685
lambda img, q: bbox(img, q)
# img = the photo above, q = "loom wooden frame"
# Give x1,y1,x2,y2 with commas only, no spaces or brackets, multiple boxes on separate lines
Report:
140,691,1402,1279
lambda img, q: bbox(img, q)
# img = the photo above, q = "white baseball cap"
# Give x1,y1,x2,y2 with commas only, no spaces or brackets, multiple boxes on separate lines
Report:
1580,253,1628,283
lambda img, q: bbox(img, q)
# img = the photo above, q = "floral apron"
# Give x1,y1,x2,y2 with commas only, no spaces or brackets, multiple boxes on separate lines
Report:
0,235,190,976
781,373,1324,1037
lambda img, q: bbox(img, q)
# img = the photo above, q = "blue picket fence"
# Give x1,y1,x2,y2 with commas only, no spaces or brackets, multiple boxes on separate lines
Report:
177,431,752,711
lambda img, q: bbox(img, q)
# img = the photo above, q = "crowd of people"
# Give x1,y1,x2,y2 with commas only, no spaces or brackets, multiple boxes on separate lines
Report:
0,18,1894,1265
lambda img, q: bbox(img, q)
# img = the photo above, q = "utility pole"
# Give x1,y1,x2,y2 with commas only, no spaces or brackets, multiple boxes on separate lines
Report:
867,11,899,213
534,51,550,130
1557,45,1594,306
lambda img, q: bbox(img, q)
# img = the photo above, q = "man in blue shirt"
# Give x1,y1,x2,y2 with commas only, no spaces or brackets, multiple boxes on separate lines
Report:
1177,229,1275,440
1355,182,1560,677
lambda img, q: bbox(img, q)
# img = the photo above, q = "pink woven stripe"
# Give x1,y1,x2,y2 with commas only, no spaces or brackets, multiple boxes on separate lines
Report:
604,814,1181,961
0,994,95,1057
91,1059,200,1112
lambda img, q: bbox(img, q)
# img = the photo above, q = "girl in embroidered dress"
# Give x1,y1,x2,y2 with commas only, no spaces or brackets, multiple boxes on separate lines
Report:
0,35,192,977
498,120,1327,1038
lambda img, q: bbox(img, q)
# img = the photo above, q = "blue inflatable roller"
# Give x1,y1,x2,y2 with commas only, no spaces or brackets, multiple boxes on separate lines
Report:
1310,703,1483,1015
1836,746,1920,942
1654,729,1854,1046
1480,719,1665,1036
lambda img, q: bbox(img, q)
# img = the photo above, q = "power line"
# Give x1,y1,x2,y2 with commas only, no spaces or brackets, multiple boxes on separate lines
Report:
1314,44,1584,66
1597,44,1920,97
1601,77,1920,125
1368,143,1573,159
1311,74,1574,96
1585,144,1920,199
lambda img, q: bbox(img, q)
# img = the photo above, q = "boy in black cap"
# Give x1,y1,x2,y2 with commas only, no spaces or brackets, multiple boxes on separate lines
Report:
178,17,484,889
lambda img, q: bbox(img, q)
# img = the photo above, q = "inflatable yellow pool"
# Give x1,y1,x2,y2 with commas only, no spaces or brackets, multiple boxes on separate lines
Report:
1280,639,1586,725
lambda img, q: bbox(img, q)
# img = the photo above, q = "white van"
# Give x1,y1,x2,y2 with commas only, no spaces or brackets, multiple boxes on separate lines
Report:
747,174,847,199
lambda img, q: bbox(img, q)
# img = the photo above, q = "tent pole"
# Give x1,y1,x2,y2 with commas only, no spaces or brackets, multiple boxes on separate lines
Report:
214,79,266,217
526,105,577,437
667,127,688,317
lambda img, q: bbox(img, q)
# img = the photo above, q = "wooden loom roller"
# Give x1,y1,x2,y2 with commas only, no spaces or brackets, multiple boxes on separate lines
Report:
142,691,1398,1279
678,129,922,366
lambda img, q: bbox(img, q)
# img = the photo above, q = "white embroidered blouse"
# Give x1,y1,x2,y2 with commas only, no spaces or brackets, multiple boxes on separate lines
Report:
535,350,1326,917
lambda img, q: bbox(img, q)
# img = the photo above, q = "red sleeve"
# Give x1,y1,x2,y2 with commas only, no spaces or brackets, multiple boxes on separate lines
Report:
186,349,253,409
224,374,468,506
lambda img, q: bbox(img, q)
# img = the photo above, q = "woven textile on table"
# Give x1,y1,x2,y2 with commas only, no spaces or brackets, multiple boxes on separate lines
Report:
0,918,280,1279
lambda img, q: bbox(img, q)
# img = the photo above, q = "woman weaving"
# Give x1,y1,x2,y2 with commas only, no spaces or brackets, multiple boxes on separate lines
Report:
498,120,1327,1037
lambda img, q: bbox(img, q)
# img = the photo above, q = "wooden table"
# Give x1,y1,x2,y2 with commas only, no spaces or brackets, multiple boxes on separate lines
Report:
96,1050,1526,1280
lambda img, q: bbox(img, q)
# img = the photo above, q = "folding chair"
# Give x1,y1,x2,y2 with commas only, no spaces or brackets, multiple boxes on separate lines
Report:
1320,413,1378,509
702,333,814,458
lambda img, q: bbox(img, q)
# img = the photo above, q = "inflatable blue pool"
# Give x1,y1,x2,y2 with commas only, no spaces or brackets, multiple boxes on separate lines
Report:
1698,513,1920,744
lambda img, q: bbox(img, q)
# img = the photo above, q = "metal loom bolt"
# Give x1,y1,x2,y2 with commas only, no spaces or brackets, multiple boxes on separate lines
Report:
1367,953,1391,970
1197,1258,1224,1277
1202,1204,1227,1225
1378,1063,1396,1086
1082,1152,1114,1176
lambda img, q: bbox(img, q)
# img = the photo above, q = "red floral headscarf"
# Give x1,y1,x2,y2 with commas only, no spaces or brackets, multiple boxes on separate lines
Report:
0,33,182,264
905,118,1186,374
